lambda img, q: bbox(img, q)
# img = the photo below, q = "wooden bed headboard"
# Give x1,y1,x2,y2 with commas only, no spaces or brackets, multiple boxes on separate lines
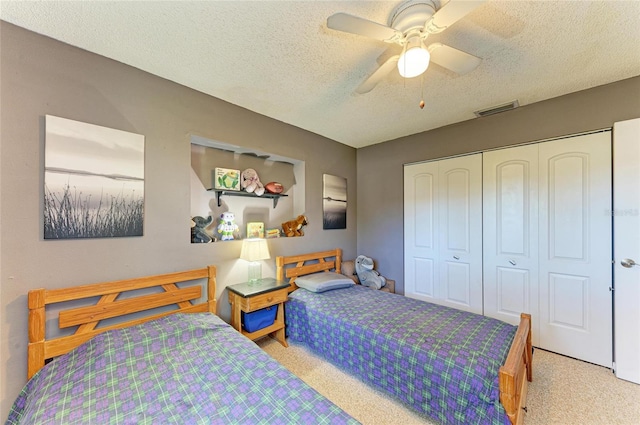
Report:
27,265,217,379
276,248,342,292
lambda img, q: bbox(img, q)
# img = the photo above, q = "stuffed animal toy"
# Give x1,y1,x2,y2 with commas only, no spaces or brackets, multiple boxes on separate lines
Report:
191,215,214,243
241,168,265,196
217,212,239,241
354,255,386,290
282,215,308,237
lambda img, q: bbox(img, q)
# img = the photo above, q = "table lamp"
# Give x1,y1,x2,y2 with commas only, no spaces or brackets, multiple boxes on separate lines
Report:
240,238,271,282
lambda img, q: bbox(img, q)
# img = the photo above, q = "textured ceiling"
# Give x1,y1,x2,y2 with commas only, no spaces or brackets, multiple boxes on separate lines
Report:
1,0,639,148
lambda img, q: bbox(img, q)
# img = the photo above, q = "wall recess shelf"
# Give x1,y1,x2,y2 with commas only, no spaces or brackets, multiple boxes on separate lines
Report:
208,189,288,208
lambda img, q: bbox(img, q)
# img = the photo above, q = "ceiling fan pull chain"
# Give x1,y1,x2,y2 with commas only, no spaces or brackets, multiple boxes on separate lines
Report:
419,74,425,109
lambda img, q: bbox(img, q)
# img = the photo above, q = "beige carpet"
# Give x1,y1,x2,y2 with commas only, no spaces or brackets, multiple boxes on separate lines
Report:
258,338,640,425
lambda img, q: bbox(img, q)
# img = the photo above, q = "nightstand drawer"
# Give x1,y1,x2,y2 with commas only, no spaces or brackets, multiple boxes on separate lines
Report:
239,288,288,311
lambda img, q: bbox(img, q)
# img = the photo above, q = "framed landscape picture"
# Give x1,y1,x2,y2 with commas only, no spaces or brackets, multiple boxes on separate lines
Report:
323,174,347,229
44,115,145,239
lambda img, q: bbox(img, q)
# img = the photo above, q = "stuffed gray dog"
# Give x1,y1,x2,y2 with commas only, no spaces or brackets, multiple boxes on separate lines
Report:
354,255,386,290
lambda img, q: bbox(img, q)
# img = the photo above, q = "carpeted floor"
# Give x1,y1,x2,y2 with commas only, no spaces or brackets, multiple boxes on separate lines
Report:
257,337,640,425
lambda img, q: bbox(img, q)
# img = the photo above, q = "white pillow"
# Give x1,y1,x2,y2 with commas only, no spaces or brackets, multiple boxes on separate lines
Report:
295,271,355,293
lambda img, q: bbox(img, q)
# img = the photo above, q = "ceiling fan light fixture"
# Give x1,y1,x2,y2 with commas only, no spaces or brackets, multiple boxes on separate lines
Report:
398,37,430,78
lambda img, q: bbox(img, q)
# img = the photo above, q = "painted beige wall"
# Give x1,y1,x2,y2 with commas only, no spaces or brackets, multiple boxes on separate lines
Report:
357,76,640,295
0,22,357,417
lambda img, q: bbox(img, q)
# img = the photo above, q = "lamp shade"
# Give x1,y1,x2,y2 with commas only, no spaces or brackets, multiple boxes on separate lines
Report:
397,36,430,78
240,238,271,262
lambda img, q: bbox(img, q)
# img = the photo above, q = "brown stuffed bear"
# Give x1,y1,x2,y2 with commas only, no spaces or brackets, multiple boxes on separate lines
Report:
282,215,308,237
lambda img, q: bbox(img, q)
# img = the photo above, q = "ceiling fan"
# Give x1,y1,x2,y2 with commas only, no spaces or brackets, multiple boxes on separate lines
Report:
327,0,486,94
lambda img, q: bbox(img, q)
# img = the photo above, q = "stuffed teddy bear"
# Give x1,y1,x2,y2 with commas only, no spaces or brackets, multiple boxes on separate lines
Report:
354,255,386,290
241,168,265,196
282,215,308,237
217,212,239,241
191,215,214,243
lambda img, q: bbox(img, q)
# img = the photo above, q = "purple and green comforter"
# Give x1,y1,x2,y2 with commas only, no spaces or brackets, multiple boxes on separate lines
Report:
7,313,358,425
285,285,517,425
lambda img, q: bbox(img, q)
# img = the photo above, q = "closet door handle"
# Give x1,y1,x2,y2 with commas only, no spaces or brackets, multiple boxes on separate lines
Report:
509,260,517,266
453,255,460,260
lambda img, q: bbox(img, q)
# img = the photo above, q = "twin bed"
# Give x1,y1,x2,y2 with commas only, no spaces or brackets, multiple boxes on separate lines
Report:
8,266,357,424
8,249,532,425
277,249,532,425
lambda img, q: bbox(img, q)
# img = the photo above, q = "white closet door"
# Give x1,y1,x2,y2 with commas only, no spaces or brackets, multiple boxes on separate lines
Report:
613,118,640,384
404,154,483,313
539,132,612,367
404,161,439,301
437,154,483,314
483,145,540,345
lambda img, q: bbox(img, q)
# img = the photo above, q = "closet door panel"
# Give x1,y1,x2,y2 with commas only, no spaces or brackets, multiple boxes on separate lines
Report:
548,155,588,259
412,258,436,298
539,132,612,367
438,154,483,314
483,145,539,344
443,261,471,304
443,168,471,251
404,162,439,301
496,267,529,313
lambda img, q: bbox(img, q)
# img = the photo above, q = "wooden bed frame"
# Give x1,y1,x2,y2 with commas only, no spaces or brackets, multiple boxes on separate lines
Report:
276,249,533,425
27,265,217,380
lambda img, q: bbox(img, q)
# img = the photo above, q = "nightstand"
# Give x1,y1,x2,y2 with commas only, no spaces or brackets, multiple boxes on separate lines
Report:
227,278,289,347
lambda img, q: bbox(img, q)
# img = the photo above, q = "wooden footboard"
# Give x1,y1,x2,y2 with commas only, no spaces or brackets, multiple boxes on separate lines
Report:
499,313,533,425
27,266,217,380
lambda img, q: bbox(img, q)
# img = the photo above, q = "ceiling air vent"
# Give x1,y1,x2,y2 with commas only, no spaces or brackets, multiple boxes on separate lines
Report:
474,100,519,118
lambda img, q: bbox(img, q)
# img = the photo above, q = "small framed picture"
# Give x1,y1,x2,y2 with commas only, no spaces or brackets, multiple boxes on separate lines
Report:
246,222,265,239
214,168,240,191
323,174,347,229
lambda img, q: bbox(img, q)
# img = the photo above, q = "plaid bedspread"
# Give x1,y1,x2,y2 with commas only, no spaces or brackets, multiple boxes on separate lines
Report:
7,313,358,425
286,285,517,425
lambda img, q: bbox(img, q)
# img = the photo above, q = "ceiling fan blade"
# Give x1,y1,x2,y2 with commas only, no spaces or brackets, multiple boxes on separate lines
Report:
427,43,481,75
356,55,400,94
327,13,400,42
425,0,486,34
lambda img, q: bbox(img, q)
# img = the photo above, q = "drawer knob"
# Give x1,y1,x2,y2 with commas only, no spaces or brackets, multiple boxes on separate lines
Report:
267,297,273,302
